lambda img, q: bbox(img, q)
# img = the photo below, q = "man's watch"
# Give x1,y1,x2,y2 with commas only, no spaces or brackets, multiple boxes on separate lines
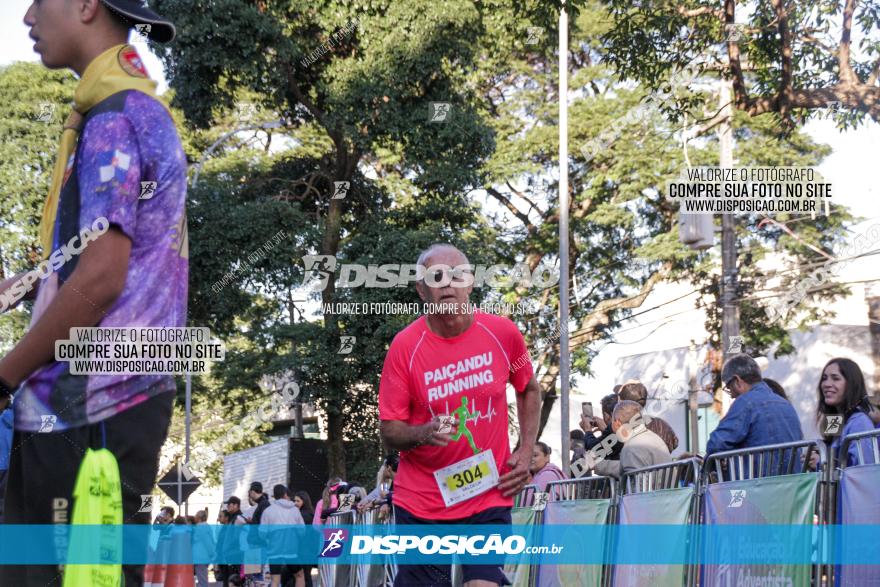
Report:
0,377,16,401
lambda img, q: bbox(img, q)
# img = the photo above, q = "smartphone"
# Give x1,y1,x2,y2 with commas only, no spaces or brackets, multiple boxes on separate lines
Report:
581,402,594,419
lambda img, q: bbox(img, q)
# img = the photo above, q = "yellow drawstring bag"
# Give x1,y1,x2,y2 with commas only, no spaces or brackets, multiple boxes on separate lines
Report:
63,448,123,587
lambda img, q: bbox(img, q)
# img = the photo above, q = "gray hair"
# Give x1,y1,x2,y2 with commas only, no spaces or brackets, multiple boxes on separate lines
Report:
612,400,642,426
721,353,762,385
416,243,469,270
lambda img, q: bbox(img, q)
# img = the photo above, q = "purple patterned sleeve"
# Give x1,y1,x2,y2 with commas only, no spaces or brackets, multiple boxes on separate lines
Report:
77,112,142,240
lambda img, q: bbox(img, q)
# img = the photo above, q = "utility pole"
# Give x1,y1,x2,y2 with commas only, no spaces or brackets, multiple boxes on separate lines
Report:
719,79,739,361
558,1,571,474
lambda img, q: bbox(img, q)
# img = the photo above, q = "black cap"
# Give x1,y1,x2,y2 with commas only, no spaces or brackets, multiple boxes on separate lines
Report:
101,0,177,43
249,482,263,494
224,496,240,506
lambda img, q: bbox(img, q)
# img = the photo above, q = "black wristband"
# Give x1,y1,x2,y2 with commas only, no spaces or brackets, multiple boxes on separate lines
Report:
0,377,15,400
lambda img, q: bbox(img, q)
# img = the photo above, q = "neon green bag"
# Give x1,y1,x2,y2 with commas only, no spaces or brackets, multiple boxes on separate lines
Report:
63,447,123,587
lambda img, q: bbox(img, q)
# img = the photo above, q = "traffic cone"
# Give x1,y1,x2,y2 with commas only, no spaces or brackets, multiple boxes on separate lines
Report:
164,527,194,587
163,563,193,587
145,562,167,587
146,533,172,587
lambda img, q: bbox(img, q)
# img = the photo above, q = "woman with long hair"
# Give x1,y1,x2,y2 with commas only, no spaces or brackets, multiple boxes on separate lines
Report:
293,491,314,525
313,477,344,525
817,358,877,466
292,491,316,587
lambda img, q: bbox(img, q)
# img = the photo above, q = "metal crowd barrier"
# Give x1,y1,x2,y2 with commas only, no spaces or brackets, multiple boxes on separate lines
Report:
830,428,880,587
320,510,356,587
547,475,616,501
701,439,826,587
702,438,821,482
541,476,616,587
313,435,879,587
615,458,702,587
514,484,539,509
319,504,395,587
622,457,700,495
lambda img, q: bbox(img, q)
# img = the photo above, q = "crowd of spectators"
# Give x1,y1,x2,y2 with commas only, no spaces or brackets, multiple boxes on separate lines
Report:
527,354,880,488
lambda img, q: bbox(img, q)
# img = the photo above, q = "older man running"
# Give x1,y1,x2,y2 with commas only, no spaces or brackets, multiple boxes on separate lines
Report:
379,243,541,587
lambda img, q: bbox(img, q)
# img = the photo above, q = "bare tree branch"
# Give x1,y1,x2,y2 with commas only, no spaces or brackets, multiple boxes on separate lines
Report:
486,187,533,226
676,6,724,19
771,0,794,118
838,0,859,84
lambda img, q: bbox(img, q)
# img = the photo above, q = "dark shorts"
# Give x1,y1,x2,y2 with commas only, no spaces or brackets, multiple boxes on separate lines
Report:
392,504,512,587
0,391,174,587
268,561,302,579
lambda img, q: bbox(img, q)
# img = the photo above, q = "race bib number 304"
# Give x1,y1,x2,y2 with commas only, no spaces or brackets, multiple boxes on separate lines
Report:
433,450,499,507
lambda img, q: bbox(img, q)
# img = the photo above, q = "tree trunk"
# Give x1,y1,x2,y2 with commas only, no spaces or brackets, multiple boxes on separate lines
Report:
319,146,357,479
325,410,347,478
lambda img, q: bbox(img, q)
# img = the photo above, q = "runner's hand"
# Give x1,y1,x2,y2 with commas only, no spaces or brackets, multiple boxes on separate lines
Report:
417,419,453,447
498,447,531,497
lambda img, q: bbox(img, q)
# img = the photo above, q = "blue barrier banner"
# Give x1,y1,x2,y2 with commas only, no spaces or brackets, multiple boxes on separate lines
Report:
537,499,611,587
702,473,817,587
838,465,880,586
613,486,694,587
0,524,879,565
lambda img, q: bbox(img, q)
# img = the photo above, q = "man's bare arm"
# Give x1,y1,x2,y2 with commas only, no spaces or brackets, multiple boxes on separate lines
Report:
516,376,541,449
380,419,452,452
0,270,41,312
0,229,130,387
498,375,541,496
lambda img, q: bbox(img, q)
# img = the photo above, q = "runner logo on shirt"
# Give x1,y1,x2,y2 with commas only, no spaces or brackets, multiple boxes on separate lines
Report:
451,396,481,455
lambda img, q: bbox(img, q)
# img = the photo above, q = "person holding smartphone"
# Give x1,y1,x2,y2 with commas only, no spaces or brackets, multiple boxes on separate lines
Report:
581,394,623,462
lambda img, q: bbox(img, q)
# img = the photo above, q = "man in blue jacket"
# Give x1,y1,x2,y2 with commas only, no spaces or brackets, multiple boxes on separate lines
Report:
707,354,803,458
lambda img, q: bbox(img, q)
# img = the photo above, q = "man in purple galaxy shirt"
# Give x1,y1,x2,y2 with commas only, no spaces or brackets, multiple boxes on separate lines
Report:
0,1,186,585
